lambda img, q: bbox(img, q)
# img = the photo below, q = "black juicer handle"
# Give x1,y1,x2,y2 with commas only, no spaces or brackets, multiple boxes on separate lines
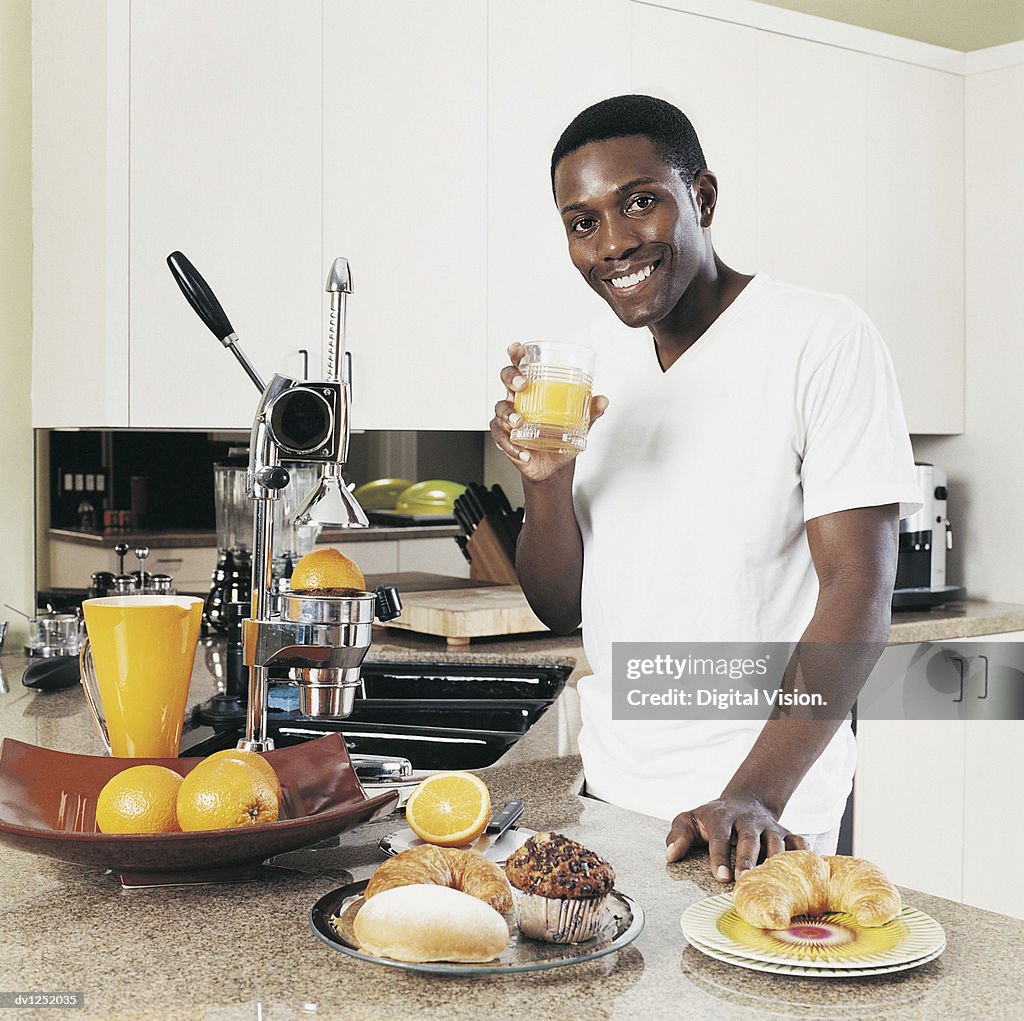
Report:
374,585,403,622
166,251,236,343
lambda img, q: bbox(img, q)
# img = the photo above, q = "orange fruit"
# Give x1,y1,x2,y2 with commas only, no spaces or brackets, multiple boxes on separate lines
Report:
289,547,365,592
95,764,184,834
203,748,283,804
404,771,491,847
176,757,280,831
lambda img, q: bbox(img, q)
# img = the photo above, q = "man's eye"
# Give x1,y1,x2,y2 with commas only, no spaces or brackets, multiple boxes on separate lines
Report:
627,195,655,213
571,217,597,234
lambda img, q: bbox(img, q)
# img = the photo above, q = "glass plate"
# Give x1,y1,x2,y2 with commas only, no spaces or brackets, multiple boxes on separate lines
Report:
309,881,644,975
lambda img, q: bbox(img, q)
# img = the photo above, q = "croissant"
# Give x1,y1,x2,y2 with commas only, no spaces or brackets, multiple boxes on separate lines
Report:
733,850,901,929
364,844,512,913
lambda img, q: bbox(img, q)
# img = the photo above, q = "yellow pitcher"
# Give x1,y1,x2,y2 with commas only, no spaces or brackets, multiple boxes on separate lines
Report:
79,596,204,757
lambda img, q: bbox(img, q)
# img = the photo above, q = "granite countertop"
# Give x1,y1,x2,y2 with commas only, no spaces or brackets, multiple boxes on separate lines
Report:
1,636,1023,1021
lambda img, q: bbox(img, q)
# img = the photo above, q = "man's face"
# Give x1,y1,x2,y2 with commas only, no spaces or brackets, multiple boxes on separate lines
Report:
553,134,709,329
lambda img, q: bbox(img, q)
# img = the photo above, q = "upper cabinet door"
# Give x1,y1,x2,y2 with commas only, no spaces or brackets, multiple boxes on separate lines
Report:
323,1,488,432
756,34,868,307
630,6,759,276
865,59,965,435
129,0,323,430
486,0,631,388
32,0,130,428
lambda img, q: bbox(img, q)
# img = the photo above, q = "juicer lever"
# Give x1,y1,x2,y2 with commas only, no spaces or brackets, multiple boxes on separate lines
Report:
166,251,266,394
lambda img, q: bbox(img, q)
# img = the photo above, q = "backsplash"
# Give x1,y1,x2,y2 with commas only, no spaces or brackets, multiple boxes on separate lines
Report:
43,428,485,532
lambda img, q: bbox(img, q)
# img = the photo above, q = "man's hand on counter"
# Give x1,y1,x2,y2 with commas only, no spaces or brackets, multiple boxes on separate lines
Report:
664,794,807,882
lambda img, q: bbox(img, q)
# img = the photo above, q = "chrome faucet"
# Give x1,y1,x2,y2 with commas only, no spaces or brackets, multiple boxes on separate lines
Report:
167,252,402,751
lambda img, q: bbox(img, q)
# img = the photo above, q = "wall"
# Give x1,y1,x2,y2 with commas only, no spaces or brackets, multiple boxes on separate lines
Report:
0,0,34,642
912,49,1024,604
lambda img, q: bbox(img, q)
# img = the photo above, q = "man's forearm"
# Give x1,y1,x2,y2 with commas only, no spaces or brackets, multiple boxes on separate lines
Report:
723,570,892,816
515,465,584,633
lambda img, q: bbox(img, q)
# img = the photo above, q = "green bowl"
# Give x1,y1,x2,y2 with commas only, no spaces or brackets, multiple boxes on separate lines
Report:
352,478,415,510
395,480,466,515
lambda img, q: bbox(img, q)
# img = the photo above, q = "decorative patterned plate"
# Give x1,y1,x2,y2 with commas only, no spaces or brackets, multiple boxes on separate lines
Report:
309,881,644,975
680,893,945,969
684,930,946,978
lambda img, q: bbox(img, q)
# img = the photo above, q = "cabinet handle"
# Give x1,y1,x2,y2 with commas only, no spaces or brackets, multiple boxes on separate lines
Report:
154,557,185,565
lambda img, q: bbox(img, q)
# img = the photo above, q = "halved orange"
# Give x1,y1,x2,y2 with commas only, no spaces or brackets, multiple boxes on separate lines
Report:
404,771,491,847
290,547,365,592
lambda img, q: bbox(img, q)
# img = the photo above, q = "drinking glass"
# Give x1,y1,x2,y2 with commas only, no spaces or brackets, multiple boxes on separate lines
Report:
510,342,596,454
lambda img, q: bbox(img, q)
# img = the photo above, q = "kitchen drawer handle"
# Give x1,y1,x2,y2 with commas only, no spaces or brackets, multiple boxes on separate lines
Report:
154,557,185,565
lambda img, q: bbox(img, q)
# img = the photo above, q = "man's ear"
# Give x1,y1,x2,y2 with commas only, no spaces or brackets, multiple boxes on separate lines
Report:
692,170,718,228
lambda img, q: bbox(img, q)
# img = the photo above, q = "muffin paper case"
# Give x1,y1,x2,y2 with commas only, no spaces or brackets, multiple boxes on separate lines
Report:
512,887,609,944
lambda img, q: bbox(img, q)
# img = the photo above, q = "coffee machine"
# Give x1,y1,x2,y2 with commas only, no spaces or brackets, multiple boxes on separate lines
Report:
892,463,966,609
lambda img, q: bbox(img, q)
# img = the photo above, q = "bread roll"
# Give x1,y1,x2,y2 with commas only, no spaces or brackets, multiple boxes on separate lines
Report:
733,850,901,929
364,844,512,912
353,884,510,963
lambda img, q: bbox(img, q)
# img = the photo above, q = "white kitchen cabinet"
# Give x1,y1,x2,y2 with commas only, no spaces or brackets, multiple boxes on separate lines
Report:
32,0,323,430
128,0,323,428
32,0,129,427
755,34,868,307
853,719,966,901
855,629,1024,917
486,0,630,386
630,5,759,274
864,58,965,435
322,1,488,432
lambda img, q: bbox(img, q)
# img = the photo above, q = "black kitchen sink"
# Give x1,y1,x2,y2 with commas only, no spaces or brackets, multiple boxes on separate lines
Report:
181,660,572,769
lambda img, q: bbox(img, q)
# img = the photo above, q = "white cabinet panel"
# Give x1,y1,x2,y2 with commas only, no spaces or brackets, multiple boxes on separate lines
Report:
963,721,1024,918
129,0,323,429
397,536,470,578
487,0,630,386
323,1,487,431
630,6,759,274
853,719,966,900
865,59,964,434
756,34,867,306
32,0,129,427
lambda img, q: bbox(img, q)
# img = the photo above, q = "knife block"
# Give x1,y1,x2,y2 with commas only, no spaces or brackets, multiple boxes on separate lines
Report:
466,518,518,584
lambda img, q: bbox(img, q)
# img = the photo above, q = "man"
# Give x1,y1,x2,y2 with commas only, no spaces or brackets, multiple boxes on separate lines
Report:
490,95,920,881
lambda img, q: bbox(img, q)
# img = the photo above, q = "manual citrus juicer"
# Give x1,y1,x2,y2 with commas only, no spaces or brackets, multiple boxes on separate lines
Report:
167,252,402,751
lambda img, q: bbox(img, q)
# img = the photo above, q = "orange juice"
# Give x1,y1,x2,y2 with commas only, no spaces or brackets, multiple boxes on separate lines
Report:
81,597,203,757
511,366,593,453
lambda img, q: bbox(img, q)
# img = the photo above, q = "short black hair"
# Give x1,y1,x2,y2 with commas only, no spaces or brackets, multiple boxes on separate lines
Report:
550,94,707,196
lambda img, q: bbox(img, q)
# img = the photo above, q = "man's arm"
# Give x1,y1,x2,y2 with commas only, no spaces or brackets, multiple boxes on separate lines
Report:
489,342,608,634
515,468,585,633
665,503,899,880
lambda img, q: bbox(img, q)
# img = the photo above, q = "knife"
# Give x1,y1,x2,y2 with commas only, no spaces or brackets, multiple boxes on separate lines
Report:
485,799,525,839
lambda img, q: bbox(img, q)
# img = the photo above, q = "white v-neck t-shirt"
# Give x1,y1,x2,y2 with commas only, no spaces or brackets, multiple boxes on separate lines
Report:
570,274,921,833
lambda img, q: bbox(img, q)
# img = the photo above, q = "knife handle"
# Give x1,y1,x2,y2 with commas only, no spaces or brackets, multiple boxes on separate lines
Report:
487,799,525,836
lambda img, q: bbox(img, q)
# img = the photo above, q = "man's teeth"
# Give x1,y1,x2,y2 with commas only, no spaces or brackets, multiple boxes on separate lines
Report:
610,263,656,289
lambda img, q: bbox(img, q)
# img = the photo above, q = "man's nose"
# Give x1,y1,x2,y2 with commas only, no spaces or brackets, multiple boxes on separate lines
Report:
598,216,642,261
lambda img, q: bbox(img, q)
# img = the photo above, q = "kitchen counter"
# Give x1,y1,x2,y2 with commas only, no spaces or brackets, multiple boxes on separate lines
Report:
48,523,462,547
1,642,1022,1020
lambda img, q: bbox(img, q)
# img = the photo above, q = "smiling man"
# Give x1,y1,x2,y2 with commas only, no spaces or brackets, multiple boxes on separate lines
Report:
490,95,921,881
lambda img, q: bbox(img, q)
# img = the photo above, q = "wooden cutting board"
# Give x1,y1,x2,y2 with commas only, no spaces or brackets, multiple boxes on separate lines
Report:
376,584,546,646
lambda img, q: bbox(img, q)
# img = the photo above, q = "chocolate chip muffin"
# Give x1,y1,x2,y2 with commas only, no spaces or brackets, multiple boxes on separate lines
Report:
504,832,615,943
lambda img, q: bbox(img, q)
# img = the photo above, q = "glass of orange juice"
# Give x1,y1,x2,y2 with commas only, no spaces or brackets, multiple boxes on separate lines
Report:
79,596,204,757
510,342,596,454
